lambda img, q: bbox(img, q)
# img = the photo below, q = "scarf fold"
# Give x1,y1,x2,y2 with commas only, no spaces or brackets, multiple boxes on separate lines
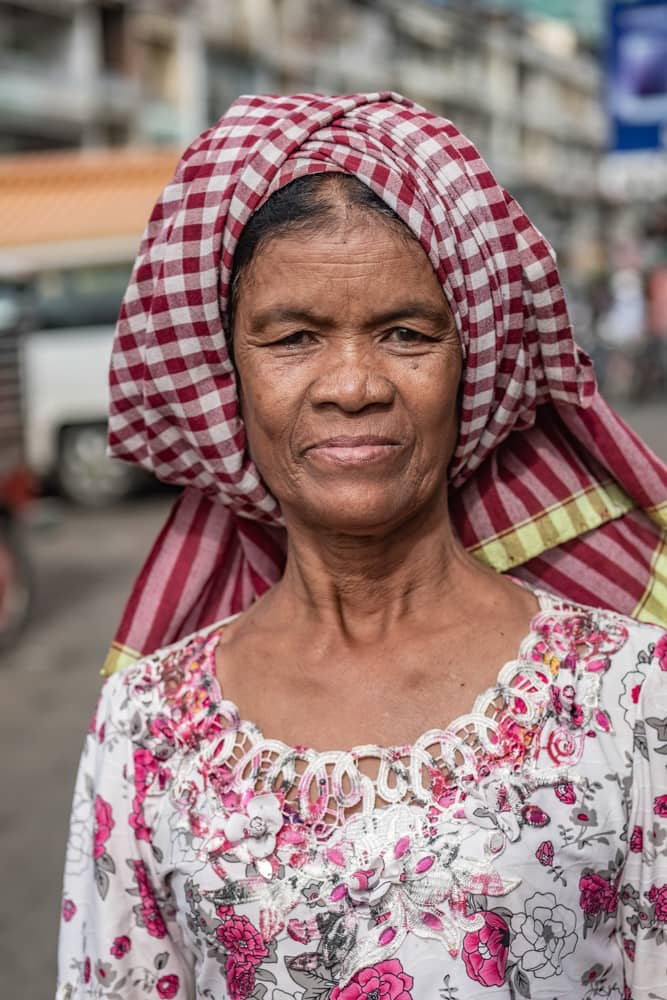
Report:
105,92,667,673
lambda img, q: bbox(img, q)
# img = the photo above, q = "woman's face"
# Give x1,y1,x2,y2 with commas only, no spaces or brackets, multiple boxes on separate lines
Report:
232,207,462,535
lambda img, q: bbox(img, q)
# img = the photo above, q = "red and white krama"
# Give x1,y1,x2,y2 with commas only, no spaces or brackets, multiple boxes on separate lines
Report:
106,92,667,672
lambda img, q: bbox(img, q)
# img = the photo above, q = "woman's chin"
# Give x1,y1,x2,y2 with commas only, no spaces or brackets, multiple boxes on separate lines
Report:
284,489,433,538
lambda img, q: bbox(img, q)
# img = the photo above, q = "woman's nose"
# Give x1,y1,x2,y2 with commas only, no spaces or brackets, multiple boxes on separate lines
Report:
309,345,395,412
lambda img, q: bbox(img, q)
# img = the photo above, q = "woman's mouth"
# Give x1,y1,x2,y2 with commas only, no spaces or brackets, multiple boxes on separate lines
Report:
305,436,401,466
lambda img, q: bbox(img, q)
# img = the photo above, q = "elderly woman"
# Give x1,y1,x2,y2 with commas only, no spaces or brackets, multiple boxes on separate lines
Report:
58,94,667,1000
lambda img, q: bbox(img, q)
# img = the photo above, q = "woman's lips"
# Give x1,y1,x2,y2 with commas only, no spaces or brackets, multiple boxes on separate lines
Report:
305,436,400,466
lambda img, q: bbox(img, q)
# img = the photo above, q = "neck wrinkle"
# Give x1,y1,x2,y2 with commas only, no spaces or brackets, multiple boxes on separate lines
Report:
273,499,473,645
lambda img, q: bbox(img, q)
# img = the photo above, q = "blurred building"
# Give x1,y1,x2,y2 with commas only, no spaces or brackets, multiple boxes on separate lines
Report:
0,0,609,275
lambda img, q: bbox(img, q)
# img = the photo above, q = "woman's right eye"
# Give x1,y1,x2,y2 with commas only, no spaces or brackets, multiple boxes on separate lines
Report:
272,331,315,348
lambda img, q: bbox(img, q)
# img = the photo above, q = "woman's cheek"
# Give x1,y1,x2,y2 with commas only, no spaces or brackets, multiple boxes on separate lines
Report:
243,397,297,492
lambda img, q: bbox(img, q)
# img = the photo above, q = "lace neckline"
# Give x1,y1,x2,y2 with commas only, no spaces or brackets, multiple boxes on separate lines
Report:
157,587,570,827
201,587,558,761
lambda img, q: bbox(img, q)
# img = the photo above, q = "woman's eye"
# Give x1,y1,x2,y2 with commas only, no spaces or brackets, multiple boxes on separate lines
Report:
273,331,314,348
385,327,430,344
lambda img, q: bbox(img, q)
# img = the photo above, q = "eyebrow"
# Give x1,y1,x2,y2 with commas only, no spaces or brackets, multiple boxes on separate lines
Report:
249,302,451,331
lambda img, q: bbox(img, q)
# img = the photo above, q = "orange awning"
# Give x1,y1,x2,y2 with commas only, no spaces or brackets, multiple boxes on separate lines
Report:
0,146,179,253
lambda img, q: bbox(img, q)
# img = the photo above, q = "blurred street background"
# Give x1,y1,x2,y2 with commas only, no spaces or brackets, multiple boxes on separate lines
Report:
1,0,666,996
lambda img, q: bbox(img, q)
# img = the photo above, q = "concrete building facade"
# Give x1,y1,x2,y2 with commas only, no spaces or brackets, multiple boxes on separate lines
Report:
0,0,609,274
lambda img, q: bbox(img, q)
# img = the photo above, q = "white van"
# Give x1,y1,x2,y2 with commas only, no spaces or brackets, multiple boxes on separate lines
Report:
3,260,147,505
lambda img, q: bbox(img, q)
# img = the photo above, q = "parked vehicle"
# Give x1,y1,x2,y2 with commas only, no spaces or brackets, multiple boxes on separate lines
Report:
2,262,147,506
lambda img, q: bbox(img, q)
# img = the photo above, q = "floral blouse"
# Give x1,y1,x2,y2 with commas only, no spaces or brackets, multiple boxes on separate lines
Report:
57,591,667,1000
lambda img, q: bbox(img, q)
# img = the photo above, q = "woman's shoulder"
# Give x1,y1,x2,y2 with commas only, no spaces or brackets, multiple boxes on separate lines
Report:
533,590,666,729
94,619,232,752
535,589,665,658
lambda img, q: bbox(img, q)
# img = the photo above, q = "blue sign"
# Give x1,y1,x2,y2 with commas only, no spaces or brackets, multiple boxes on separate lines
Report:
608,0,667,151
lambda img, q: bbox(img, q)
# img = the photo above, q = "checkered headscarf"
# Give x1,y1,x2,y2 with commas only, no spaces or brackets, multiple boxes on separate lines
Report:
106,92,667,667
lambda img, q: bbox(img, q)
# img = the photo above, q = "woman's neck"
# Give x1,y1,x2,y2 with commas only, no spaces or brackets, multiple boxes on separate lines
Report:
267,498,493,645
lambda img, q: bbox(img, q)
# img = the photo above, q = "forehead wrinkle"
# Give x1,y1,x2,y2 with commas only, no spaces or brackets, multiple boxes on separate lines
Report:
244,298,453,334
264,243,411,268
258,209,417,262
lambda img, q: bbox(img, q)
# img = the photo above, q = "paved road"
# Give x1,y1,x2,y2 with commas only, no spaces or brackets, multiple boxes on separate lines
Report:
0,494,173,998
1,402,664,998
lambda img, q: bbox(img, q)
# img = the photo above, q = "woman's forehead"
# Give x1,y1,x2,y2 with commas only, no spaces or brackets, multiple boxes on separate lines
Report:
237,218,451,320
246,203,430,269
252,217,423,266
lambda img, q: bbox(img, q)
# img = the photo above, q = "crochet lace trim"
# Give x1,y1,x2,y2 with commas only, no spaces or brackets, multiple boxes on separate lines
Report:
143,590,574,828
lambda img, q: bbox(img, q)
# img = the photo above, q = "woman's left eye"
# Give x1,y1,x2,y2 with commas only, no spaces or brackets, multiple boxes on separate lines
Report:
384,327,431,344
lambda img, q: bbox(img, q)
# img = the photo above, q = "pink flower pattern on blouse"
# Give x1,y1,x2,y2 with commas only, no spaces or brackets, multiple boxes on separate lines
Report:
461,911,510,986
330,958,413,1000
93,796,114,860
655,634,667,671
57,595,667,998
